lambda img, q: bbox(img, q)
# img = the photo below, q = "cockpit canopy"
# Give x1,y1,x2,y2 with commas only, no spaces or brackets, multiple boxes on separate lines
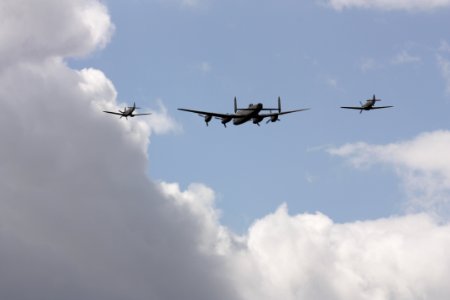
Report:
248,103,263,109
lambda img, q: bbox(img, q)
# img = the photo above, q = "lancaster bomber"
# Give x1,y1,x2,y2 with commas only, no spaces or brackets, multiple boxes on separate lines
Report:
103,102,151,119
178,97,309,127
341,95,393,113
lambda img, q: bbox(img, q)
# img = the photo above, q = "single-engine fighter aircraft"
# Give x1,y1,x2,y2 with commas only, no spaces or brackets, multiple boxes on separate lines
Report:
178,97,309,127
103,102,151,119
341,94,393,113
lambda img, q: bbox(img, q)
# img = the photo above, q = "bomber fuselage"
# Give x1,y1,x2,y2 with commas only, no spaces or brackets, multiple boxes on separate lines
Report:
232,103,263,125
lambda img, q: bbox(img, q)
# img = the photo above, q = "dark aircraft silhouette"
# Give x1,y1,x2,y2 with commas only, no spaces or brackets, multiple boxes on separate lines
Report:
341,95,393,114
178,97,309,127
103,102,151,119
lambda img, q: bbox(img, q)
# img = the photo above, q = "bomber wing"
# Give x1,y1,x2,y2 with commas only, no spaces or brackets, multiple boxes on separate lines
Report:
177,108,236,118
133,113,152,116
259,108,310,118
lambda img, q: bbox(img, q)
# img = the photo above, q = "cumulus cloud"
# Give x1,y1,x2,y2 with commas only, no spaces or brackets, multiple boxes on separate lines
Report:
325,0,450,11
3,1,450,300
329,131,450,214
233,205,450,300
0,1,235,300
0,0,113,68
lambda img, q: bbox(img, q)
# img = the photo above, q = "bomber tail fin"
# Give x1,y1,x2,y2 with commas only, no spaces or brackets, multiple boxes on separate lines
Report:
234,97,237,113
278,96,281,113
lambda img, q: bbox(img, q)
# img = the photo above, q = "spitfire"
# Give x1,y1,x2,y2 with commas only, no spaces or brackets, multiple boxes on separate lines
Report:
341,94,394,114
103,102,151,119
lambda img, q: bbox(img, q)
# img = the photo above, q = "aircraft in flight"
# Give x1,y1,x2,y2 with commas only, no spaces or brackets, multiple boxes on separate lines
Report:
341,95,393,113
178,97,309,127
103,102,151,119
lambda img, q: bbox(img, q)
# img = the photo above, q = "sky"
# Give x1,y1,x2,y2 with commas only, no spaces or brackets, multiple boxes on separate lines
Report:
2,0,450,299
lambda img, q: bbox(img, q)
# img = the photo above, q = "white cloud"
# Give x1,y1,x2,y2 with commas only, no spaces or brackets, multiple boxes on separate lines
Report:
326,0,450,11
391,50,421,65
0,1,234,300
232,205,450,300
329,131,450,214
0,0,114,68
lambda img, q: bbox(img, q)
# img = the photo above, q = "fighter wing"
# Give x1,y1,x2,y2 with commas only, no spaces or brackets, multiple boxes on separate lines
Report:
258,108,310,118
103,110,124,116
177,108,236,118
340,106,363,110
370,106,394,109
133,113,152,116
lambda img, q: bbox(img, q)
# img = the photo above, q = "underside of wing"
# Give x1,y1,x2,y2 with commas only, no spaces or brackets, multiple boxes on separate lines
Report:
103,111,124,115
178,108,236,118
340,106,363,110
370,106,394,109
259,108,310,117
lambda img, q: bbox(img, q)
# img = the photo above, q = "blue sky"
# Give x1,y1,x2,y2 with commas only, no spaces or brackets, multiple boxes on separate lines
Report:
70,0,450,231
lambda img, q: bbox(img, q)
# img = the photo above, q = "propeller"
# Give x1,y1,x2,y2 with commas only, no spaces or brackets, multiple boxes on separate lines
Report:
368,94,381,102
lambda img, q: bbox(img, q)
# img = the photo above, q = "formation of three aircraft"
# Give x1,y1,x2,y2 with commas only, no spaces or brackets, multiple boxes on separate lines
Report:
103,94,393,126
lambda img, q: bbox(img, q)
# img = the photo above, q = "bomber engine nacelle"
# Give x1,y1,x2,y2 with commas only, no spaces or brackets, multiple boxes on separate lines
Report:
220,116,232,128
268,114,279,123
252,116,264,126
204,114,212,126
